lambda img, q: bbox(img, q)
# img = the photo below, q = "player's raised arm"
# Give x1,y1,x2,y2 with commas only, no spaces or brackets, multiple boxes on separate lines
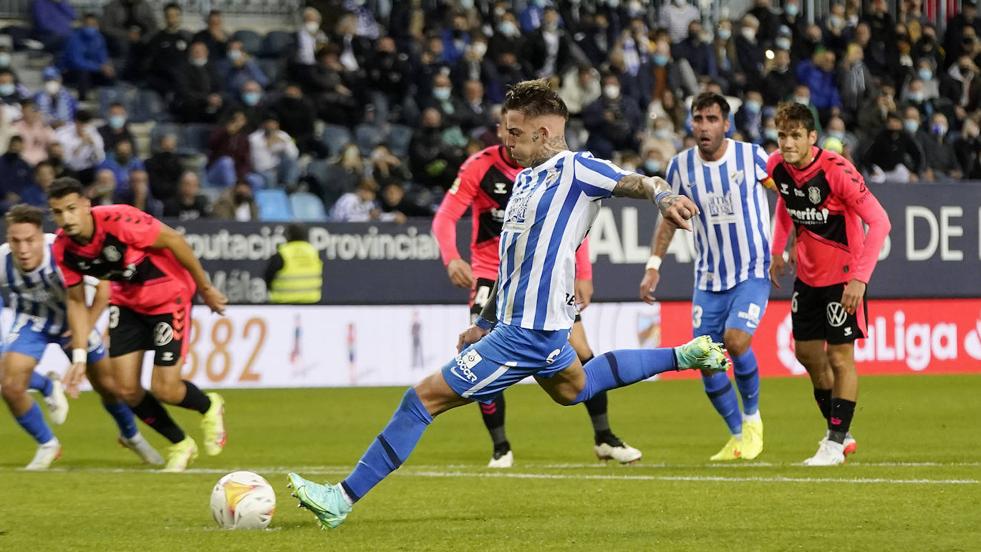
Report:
612,174,699,231
152,224,228,314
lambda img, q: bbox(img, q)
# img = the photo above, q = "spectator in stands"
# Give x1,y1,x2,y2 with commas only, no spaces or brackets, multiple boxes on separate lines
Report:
236,80,270,131
838,43,875,121
559,65,601,117
790,84,822,132
30,0,76,53
659,0,700,44
735,90,765,144
13,100,55,166
763,48,795,106
55,110,104,183
943,0,980,68
331,12,372,73
368,145,411,190
163,171,211,220
119,168,161,215
0,105,15,153
822,115,860,160
172,41,224,124
213,180,257,221
748,0,781,45
954,116,981,178
365,36,412,123
250,115,300,189
102,0,158,61
33,161,55,196
650,89,686,134
649,39,697,108
99,138,144,199
330,178,384,222
862,0,900,79
796,48,841,122
582,73,644,160
34,67,76,128
441,12,473,65
857,82,897,140
521,7,577,79
145,133,182,203
908,60,941,102
863,112,923,183
451,37,498,102
144,2,192,96
97,102,136,155
380,183,429,220
271,84,325,158
491,50,529,100
674,21,716,81
60,13,115,101
192,10,229,62
733,14,765,92
409,108,465,191
794,23,825,67
710,20,736,90
218,39,269,95
490,11,523,62
309,44,361,127
779,0,806,44
940,55,981,113
422,73,468,131
918,112,963,181
291,7,329,87
459,80,493,134
207,110,262,189
0,70,27,110
45,142,72,178
0,46,15,78
0,136,44,213
89,169,117,205
913,23,944,69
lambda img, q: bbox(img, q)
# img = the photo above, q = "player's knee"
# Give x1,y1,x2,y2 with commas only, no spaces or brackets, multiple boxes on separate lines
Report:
149,380,184,404
723,334,751,357
0,378,27,401
826,349,854,374
794,347,819,368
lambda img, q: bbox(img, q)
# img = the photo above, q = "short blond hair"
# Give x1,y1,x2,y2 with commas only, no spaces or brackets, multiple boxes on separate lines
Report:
503,79,569,121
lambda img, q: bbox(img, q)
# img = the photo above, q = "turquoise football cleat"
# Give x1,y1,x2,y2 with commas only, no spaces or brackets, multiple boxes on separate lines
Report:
674,335,731,372
287,473,352,529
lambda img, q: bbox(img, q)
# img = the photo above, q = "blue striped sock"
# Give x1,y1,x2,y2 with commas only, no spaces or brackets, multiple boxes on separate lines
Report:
702,371,742,435
29,372,53,397
15,402,54,444
732,350,760,416
103,401,139,439
572,349,678,404
341,388,432,502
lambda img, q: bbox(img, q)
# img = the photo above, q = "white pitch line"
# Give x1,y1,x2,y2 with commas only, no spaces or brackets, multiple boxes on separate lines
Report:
2,465,975,485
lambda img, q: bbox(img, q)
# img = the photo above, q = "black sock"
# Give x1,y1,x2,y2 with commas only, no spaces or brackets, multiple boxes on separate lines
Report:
583,389,611,440
131,392,185,444
828,398,856,443
178,381,212,414
813,388,832,422
479,395,509,451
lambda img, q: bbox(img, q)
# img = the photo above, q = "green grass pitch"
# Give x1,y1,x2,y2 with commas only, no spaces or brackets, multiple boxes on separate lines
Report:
1,375,978,551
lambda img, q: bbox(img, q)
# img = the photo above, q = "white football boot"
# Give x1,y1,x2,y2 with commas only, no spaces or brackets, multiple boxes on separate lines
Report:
25,438,62,470
802,438,846,466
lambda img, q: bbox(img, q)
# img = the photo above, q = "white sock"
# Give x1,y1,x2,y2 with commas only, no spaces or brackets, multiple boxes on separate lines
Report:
338,485,354,507
743,410,762,423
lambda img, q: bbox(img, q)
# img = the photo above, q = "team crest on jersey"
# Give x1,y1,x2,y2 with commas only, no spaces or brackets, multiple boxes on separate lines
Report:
102,245,121,262
729,171,745,186
808,186,823,205
154,322,174,346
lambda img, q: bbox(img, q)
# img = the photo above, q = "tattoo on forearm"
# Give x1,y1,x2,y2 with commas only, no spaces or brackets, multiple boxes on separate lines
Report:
612,174,652,199
653,220,676,257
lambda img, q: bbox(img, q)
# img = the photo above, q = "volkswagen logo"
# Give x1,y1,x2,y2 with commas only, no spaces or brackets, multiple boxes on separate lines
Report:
826,302,848,327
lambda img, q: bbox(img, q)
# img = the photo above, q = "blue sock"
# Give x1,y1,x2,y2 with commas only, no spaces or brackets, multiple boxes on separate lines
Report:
29,372,53,397
103,401,139,439
15,402,54,444
572,349,678,404
341,388,433,502
732,350,760,416
702,371,742,435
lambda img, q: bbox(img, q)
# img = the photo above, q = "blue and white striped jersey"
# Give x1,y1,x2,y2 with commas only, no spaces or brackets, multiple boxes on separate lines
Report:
666,139,772,292
497,151,628,330
0,234,97,336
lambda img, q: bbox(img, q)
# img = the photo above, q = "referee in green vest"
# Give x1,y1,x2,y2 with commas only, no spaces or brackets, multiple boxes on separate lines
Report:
265,224,324,304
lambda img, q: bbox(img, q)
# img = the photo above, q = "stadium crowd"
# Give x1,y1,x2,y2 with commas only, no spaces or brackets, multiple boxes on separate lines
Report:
0,0,979,222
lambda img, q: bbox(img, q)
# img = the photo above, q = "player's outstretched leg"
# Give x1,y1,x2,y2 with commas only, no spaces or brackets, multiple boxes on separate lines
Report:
479,394,512,468
29,371,69,425
289,368,470,530
3,356,60,470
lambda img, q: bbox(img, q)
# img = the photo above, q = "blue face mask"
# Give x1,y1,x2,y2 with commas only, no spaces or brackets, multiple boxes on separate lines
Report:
918,68,933,81
829,130,845,140
433,87,452,101
744,100,761,113
108,115,126,129
0,83,13,96
644,159,662,174
903,119,919,133
653,54,669,66
764,128,779,141
242,92,261,106
785,4,799,16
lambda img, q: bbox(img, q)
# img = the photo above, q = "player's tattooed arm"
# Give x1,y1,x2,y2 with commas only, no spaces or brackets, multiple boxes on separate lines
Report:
612,174,667,200
614,175,699,231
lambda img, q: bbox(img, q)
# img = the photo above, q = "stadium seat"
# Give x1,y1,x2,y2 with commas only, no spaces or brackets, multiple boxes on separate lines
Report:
289,191,328,222
149,122,182,150
260,30,295,58
98,84,140,119
355,123,383,155
182,123,215,155
135,89,168,123
323,124,352,157
256,188,293,221
231,30,263,55
257,58,282,85
386,124,413,157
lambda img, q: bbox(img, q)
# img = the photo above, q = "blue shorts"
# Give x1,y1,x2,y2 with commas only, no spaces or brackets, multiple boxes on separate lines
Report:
4,320,106,364
441,323,575,403
691,278,771,342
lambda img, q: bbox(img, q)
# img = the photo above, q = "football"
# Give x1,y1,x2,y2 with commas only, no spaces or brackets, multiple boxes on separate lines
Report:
210,471,276,530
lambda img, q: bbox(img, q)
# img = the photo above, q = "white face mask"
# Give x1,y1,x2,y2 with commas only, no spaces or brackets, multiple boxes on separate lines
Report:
44,81,61,95
603,84,621,99
795,96,810,105
741,28,756,41
191,57,208,67
471,42,487,58
717,28,732,40
304,21,320,34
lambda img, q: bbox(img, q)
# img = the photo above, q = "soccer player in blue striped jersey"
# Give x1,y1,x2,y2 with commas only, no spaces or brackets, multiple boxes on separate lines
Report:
0,204,162,469
287,80,731,529
639,92,773,461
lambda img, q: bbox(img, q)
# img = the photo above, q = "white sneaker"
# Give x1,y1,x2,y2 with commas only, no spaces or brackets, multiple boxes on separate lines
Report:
25,438,62,470
594,442,642,464
803,438,846,466
43,374,69,425
826,430,858,457
119,433,164,465
487,449,513,468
